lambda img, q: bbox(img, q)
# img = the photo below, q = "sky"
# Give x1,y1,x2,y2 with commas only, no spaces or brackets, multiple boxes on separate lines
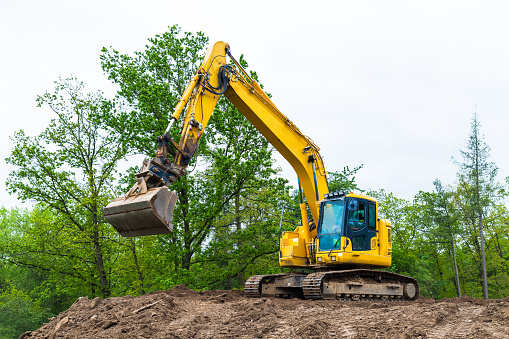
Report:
1,0,508,208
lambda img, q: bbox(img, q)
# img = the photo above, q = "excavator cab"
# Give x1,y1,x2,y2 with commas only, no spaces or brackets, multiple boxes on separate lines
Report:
317,193,379,254
317,195,373,252
311,191,391,269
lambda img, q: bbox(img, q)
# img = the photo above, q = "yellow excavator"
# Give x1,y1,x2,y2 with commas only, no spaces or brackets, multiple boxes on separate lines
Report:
103,41,419,301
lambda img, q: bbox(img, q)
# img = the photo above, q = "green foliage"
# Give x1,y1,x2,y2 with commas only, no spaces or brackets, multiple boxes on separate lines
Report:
5,78,130,298
0,284,51,339
0,207,81,313
358,112,509,301
328,165,364,193
415,180,463,297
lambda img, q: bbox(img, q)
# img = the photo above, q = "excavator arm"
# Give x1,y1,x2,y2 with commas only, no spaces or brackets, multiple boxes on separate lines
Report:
103,41,329,242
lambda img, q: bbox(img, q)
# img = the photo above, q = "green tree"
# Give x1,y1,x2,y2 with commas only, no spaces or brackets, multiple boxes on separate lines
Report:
416,179,462,297
6,77,127,298
484,203,509,297
369,189,418,253
0,206,80,313
99,26,209,277
453,110,498,299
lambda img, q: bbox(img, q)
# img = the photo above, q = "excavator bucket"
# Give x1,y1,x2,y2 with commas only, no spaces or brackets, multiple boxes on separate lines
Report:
103,187,178,237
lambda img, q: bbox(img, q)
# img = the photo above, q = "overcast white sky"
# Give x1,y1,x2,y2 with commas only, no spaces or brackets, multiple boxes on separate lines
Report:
1,0,508,208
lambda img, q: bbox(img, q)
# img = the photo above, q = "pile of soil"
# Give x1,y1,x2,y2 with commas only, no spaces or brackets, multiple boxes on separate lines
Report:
21,285,509,338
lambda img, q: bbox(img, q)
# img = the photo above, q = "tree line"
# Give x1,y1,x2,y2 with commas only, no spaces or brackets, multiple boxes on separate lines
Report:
373,111,509,300
0,25,507,338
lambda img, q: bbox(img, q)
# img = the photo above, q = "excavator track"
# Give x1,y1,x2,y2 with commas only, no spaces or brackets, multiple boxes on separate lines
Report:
244,273,299,298
302,269,420,300
245,270,419,301
244,275,268,297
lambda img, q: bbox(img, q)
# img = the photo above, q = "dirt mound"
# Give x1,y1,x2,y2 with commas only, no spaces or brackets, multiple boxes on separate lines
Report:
21,289,178,339
22,287,509,339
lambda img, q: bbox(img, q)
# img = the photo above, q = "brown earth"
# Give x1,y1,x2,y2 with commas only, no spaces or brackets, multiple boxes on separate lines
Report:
21,285,509,339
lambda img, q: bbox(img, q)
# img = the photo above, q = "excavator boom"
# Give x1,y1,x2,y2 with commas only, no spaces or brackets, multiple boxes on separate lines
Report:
103,41,328,239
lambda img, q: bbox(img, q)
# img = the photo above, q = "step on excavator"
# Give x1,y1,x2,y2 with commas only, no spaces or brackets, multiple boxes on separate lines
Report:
103,41,419,301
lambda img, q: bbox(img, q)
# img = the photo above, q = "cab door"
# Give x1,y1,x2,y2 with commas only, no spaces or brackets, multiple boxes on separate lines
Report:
346,199,377,251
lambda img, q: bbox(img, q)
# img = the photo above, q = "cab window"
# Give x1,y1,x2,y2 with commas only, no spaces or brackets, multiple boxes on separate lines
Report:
320,200,344,235
351,235,365,251
368,203,376,230
318,199,344,251
348,201,366,231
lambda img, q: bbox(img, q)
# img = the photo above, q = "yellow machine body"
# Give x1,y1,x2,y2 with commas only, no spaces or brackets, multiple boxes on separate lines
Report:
104,42,418,300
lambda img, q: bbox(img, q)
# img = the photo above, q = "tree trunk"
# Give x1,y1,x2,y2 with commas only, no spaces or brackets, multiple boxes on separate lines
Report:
494,234,507,274
451,238,462,297
130,238,146,295
91,205,110,297
235,194,245,287
478,214,489,299
433,253,446,295
423,281,435,300
471,111,489,300
179,185,192,270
